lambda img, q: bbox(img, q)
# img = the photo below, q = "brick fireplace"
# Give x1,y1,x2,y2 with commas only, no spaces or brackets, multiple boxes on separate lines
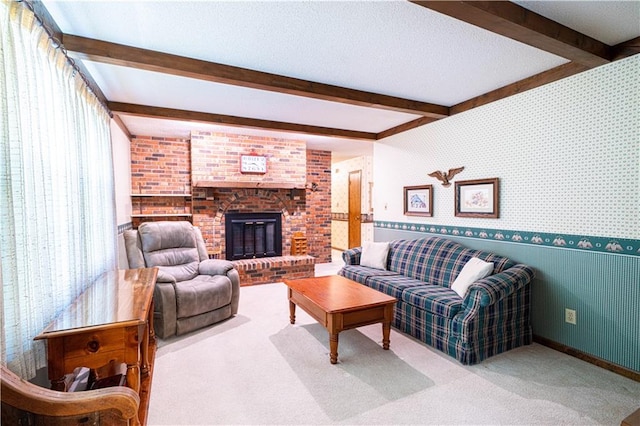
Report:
130,131,332,275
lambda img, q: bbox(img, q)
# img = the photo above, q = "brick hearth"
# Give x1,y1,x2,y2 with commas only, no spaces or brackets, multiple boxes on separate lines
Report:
232,255,315,286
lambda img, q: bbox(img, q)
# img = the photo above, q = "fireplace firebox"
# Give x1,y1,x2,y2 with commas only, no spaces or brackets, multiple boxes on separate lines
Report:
225,212,282,260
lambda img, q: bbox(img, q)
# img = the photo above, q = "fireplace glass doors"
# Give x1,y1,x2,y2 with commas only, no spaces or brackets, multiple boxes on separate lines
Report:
225,213,282,260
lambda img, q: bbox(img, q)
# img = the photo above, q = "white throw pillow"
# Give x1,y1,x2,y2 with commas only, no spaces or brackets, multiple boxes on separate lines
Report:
360,242,390,270
451,257,494,298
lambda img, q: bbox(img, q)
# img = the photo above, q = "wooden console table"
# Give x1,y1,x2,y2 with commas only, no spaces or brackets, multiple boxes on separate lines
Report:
34,268,158,425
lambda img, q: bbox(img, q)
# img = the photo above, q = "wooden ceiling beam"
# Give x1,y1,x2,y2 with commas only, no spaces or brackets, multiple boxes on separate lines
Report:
376,116,441,140
451,62,588,115
412,1,611,68
612,36,640,61
111,114,132,140
64,34,448,119
108,102,378,141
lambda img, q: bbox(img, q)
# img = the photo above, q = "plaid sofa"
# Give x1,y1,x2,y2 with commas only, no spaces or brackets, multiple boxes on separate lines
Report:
338,237,535,365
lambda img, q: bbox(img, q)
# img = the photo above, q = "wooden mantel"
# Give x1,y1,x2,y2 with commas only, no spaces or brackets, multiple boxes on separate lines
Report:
193,181,306,190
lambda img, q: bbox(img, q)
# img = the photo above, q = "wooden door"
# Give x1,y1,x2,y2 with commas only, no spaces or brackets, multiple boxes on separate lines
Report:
348,171,362,248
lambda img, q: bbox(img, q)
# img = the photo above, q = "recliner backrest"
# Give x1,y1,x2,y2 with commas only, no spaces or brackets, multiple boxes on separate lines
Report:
127,221,208,282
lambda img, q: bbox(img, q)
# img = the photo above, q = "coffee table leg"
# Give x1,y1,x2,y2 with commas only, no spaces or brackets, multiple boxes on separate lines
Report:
382,321,391,350
289,300,296,324
330,333,339,364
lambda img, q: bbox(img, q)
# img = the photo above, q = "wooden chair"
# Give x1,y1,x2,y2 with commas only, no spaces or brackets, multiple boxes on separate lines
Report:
1,364,140,425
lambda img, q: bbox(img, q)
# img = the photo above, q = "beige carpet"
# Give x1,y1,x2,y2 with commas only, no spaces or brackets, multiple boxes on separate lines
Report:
148,282,640,425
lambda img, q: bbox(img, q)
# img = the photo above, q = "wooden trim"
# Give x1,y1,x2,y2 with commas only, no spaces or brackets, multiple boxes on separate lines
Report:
63,34,448,118
72,60,110,109
622,407,640,426
533,335,640,382
112,114,131,139
376,116,444,139
27,0,62,43
193,181,303,189
110,103,377,141
450,62,588,115
612,36,640,61
412,1,611,68
24,2,109,110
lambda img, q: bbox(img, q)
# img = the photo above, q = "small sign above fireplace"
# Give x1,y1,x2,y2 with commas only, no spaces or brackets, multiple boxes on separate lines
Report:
240,154,267,174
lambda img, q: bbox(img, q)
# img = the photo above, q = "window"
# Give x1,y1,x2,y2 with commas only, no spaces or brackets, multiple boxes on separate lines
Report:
1,1,117,378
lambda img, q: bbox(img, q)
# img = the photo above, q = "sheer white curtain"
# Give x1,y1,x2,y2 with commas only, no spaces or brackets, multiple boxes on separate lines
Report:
1,0,117,379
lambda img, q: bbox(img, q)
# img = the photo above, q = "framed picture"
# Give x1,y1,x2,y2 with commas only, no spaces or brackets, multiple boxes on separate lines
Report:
455,178,499,218
404,185,433,217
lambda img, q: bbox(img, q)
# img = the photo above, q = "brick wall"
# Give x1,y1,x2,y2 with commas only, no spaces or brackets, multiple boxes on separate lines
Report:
306,150,332,263
130,132,331,264
130,136,191,227
191,131,306,187
131,136,191,193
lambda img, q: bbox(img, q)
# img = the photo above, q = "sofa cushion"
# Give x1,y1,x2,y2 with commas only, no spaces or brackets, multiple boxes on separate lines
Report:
360,241,390,269
387,237,515,287
401,285,463,319
451,257,494,297
339,265,399,284
388,238,467,286
459,248,514,275
175,275,232,318
366,275,430,300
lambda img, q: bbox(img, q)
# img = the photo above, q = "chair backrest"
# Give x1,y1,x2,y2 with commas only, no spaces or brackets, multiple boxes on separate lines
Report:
124,221,209,282
1,364,139,425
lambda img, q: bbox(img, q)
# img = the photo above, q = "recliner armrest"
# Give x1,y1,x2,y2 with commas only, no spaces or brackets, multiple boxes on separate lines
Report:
199,259,235,276
156,269,176,284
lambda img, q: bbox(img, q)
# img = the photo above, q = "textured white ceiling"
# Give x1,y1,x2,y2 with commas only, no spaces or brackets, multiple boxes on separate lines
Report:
82,61,421,133
48,1,569,105
514,1,640,45
42,1,640,162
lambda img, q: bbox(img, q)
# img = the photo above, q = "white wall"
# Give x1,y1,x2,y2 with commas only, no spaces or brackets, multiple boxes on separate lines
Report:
374,55,639,240
109,120,132,268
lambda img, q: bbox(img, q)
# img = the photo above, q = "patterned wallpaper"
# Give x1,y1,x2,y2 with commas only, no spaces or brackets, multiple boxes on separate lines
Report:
374,55,639,246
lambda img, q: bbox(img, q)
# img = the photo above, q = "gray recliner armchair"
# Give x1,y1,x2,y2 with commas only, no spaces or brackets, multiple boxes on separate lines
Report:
124,221,240,339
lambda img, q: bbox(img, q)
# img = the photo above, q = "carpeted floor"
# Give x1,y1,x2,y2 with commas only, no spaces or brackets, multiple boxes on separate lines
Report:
148,280,640,425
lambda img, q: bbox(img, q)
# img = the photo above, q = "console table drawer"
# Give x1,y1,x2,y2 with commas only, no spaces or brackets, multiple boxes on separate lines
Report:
62,328,127,360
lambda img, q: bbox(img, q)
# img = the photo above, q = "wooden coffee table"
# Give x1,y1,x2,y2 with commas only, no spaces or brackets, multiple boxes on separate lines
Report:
284,275,396,364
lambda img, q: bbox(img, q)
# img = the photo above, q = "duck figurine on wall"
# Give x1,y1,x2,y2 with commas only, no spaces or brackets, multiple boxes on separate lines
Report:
428,167,465,187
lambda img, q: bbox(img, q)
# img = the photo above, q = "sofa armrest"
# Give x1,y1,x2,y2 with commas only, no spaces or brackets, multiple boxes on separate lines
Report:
464,264,535,308
199,259,235,276
342,247,362,265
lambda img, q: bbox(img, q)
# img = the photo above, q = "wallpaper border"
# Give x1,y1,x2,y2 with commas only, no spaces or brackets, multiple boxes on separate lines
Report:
375,221,639,257
117,222,133,235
